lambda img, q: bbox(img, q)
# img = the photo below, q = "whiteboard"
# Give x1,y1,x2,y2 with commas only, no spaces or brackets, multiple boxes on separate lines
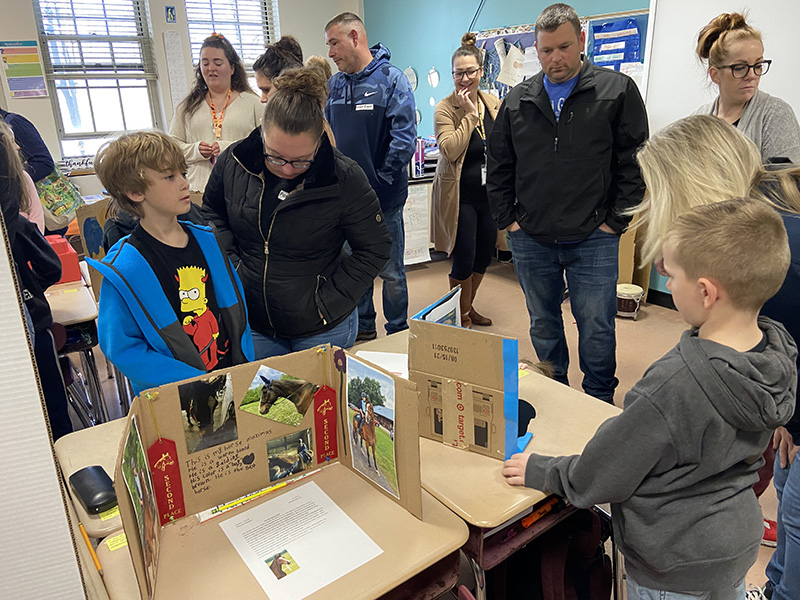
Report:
645,0,800,134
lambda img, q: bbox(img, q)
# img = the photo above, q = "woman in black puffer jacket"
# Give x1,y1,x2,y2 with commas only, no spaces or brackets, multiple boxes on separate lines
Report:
201,68,391,358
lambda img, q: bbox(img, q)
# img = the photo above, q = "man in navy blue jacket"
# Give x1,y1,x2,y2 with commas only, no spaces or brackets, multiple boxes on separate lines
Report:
325,12,417,340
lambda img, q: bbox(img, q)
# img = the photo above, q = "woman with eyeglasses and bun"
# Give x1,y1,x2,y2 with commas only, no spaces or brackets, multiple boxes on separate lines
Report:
431,32,502,328
696,12,800,164
201,67,391,359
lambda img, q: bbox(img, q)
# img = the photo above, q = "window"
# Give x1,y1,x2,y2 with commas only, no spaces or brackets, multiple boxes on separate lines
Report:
185,0,280,67
33,0,161,158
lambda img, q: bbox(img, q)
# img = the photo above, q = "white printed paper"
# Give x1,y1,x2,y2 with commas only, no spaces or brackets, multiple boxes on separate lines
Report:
493,38,507,66
404,184,431,265
163,31,188,112
354,351,409,380
219,482,382,600
496,44,525,87
522,46,541,79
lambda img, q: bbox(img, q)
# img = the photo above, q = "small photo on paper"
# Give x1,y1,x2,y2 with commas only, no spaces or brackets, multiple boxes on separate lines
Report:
347,355,399,498
241,365,319,426
266,549,299,580
179,373,237,454
267,428,314,482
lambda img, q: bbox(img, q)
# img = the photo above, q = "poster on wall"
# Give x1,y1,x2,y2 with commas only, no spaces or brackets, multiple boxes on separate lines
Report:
403,183,431,265
0,41,47,98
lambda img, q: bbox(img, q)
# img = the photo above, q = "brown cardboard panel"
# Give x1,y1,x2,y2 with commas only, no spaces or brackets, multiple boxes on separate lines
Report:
76,196,110,301
618,226,636,285
190,191,203,206
408,318,513,461
113,346,423,596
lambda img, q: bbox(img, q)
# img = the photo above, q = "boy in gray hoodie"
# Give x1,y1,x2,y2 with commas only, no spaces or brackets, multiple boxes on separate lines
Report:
503,197,798,598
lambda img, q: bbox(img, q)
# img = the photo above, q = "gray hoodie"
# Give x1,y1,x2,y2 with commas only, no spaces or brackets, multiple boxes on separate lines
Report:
525,317,797,591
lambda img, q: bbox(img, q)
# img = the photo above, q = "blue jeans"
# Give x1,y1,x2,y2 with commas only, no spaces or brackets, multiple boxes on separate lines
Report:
357,203,409,335
626,575,745,600
507,227,619,402
767,454,800,600
252,310,358,359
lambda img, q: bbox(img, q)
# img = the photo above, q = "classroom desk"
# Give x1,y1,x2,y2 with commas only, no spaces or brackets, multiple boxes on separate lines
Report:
356,330,622,598
62,417,468,599
54,418,126,538
46,278,109,424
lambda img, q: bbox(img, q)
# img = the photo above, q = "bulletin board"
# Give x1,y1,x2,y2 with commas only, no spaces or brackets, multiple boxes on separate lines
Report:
475,9,650,99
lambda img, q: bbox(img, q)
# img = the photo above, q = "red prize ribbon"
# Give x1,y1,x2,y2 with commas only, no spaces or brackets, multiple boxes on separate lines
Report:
147,438,187,525
313,385,338,464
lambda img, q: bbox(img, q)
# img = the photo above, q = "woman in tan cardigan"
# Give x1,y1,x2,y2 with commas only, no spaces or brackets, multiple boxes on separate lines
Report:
432,33,502,327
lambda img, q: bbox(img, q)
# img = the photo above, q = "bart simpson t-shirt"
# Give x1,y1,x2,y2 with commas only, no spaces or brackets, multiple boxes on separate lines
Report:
129,224,232,371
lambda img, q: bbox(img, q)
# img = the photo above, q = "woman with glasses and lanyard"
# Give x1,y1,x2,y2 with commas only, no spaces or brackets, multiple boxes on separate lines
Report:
696,12,800,164
201,68,391,358
432,33,502,328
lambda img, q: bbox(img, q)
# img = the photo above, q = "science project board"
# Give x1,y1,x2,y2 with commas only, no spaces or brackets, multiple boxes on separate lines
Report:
113,345,421,599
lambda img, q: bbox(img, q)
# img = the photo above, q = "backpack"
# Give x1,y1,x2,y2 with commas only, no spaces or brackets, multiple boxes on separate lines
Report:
489,508,612,600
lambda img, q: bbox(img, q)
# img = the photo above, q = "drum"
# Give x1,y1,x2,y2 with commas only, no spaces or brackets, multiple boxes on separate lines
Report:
616,284,644,320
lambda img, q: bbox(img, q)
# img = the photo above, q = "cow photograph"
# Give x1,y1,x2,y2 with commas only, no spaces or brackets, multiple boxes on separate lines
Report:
267,429,314,482
178,373,237,453
241,365,318,426
346,356,399,498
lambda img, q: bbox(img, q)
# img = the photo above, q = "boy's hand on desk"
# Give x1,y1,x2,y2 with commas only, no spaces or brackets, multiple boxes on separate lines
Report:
502,453,530,486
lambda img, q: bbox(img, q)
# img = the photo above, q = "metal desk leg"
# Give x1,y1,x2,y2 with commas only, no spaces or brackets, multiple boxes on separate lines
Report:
594,504,624,600
80,348,108,423
64,357,96,428
113,365,132,415
466,555,487,600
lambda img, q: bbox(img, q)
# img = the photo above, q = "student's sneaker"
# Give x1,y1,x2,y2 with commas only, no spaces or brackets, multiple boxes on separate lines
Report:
762,519,778,547
745,585,767,600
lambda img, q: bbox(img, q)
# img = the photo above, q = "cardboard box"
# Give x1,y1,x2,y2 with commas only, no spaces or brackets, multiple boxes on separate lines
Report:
113,346,421,599
408,291,520,461
76,196,111,300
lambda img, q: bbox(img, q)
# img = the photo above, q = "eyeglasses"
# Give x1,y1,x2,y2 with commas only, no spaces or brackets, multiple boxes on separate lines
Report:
262,150,316,170
452,68,481,80
716,59,771,79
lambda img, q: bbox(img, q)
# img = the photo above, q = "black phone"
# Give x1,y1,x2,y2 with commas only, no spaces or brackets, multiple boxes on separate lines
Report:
68,465,117,514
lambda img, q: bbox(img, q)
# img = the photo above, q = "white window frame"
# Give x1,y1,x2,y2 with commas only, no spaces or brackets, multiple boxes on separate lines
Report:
32,0,162,159
185,0,280,68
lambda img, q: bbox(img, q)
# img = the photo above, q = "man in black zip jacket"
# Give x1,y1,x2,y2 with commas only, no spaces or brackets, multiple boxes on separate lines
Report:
487,3,648,403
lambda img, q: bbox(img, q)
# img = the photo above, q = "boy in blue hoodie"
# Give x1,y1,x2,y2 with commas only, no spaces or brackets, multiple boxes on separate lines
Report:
503,198,797,598
88,131,253,396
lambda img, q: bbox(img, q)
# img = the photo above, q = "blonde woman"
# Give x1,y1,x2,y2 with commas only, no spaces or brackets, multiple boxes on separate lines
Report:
432,33,501,328
634,114,800,598
696,12,800,163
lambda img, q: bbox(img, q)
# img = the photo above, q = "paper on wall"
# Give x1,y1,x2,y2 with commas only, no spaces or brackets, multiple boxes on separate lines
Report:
219,482,382,600
522,46,541,79
496,43,525,87
494,38,507,67
620,61,645,90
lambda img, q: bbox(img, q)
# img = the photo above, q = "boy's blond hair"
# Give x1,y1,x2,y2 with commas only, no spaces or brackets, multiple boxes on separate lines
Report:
663,197,790,312
94,130,186,218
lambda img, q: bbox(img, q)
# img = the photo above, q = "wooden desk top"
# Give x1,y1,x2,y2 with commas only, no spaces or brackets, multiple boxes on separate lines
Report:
54,419,126,538
46,280,98,325
357,330,621,528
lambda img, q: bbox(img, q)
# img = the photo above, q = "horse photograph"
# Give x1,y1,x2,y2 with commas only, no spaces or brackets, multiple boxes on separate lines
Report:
346,356,399,498
178,373,236,453
240,366,318,426
267,429,314,482
266,550,299,580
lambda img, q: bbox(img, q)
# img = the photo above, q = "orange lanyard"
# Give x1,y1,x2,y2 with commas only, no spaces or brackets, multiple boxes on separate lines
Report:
209,89,232,139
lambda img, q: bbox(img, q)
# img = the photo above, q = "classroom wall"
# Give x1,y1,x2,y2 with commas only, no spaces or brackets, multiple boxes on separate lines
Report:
362,0,648,138
0,0,361,165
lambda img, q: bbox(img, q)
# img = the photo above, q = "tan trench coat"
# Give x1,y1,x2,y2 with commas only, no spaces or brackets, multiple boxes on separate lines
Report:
431,89,502,255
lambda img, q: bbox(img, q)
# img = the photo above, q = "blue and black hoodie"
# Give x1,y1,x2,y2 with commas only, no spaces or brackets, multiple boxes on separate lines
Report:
325,44,417,212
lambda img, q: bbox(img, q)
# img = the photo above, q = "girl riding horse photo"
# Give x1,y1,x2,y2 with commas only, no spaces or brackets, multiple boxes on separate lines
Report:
267,429,315,482
346,356,400,498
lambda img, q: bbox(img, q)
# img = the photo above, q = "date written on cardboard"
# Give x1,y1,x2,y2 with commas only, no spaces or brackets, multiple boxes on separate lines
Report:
186,431,270,494
432,343,459,363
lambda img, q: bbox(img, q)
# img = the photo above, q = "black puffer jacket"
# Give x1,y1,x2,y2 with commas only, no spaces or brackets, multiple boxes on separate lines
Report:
201,127,391,339
487,59,648,241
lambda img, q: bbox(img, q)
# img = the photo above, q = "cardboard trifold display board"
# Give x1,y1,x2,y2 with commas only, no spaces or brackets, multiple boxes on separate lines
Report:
113,345,421,599
409,290,521,461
